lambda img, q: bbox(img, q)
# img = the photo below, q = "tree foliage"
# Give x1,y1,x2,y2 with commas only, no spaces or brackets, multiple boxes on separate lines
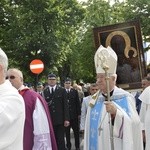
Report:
0,0,150,84
0,0,85,83
71,0,150,83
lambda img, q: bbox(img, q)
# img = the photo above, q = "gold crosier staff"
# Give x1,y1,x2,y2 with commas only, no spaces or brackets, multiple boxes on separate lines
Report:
98,50,114,150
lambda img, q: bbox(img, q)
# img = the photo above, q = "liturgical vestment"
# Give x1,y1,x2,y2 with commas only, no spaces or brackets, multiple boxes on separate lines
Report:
84,86,143,150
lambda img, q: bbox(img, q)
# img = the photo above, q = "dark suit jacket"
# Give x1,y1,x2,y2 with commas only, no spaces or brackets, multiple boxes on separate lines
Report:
43,85,70,126
66,88,81,120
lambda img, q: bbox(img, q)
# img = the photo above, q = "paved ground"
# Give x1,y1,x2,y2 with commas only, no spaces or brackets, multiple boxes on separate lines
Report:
66,130,84,150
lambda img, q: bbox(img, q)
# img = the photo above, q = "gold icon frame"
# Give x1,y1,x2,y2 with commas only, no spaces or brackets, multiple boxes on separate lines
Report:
93,20,146,89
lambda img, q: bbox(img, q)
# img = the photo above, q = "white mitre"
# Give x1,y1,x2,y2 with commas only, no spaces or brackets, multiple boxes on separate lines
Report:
94,45,118,74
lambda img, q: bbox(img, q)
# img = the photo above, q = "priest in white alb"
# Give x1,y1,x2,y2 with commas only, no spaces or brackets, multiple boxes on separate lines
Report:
139,85,150,150
83,45,143,150
0,48,25,150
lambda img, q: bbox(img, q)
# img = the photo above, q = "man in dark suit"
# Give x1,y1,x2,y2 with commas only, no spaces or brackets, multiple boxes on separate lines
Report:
43,73,70,150
64,78,81,150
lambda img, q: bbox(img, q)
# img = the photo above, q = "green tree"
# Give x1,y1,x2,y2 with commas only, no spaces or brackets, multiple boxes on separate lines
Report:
0,0,85,84
1,0,149,84
70,0,150,83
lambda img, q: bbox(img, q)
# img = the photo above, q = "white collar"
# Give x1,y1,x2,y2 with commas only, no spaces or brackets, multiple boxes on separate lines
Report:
49,85,56,90
18,85,29,91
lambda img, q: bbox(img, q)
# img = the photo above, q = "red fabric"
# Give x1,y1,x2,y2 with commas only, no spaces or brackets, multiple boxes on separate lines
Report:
18,88,29,95
19,89,58,150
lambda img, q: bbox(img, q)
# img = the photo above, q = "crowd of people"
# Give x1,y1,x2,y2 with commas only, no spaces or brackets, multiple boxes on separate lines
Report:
0,46,150,150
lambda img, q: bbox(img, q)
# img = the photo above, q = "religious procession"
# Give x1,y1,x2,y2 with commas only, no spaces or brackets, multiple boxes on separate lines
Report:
0,0,150,150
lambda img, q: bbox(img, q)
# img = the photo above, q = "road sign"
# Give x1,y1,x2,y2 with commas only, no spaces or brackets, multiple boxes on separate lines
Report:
30,59,44,74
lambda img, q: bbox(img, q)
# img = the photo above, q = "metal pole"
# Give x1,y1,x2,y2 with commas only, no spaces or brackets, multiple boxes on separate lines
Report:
103,66,114,150
35,74,39,91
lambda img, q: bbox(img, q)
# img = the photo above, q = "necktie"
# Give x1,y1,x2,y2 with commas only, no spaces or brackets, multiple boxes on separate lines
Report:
51,87,54,94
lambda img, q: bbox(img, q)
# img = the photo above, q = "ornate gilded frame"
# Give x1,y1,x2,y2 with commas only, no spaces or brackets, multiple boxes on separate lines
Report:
93,20,146,89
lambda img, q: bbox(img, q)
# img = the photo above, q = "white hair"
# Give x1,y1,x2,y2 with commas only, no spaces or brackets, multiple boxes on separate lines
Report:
8,68,23,80
0,48,8,73
110,73,117,82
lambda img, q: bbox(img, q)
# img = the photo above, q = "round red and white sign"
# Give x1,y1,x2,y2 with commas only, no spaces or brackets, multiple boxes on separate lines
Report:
30,59,44,74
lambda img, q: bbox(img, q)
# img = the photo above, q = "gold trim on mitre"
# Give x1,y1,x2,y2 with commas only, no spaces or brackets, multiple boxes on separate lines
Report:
94,45,118,74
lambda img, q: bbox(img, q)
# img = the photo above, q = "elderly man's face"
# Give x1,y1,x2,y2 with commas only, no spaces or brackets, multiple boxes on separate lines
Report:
6,70,23,89
96,73,115,92
96,73,107,91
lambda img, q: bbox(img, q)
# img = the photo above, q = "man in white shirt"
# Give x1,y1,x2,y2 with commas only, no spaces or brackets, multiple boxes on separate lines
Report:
80,83,98,149
0,48,25,150
139,84,150,150
80,83,99,132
